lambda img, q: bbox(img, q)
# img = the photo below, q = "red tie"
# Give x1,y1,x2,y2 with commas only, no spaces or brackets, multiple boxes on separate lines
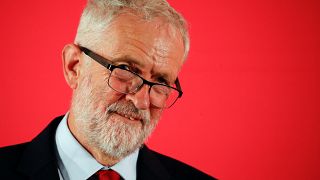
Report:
96,170,121,180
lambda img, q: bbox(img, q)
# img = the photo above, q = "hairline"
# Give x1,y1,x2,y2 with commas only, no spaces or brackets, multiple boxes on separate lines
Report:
75,2,189,61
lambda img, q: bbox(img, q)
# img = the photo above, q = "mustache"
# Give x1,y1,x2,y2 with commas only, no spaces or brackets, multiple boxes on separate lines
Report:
106,100,150,125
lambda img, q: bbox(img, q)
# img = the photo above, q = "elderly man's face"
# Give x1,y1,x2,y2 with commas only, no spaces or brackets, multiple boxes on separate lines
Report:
71,13,185,159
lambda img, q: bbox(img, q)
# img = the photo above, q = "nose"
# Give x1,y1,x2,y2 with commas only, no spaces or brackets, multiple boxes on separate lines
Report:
125,84,150,110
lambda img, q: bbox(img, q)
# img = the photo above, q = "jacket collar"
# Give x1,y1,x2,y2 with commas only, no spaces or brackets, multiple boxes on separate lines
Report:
137,146,172,180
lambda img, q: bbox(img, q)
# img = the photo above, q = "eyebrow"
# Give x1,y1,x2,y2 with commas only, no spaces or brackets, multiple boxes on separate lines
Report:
111,55,145,69
152,72,174,85
109,55,175,85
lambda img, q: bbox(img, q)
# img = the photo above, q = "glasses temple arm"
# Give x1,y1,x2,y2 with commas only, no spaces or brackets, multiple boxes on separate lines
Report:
175,78,183,97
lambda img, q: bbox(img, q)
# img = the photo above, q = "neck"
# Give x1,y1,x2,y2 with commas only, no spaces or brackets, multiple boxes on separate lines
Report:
67,112,121,166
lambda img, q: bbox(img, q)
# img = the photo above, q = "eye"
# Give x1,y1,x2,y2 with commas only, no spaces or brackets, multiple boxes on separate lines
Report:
117,64,130,70
156,77,170,86
117,63,141,74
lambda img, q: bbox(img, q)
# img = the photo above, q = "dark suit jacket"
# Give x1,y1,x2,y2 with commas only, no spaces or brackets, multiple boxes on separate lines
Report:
0,116,215,180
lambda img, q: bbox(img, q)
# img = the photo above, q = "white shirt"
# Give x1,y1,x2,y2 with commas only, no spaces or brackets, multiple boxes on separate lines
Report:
55,113,139,180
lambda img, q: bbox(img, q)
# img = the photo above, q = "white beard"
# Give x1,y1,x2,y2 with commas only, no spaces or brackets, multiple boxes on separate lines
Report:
71,74,157,159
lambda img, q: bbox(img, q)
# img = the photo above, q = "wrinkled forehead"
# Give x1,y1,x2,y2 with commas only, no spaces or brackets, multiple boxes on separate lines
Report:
105,12,184,50
94,13,185,82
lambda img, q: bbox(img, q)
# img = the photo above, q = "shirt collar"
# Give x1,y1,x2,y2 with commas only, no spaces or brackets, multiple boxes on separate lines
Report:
55,113,139,180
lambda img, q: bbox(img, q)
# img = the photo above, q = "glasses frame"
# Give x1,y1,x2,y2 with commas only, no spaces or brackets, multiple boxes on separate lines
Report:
78,46,183,108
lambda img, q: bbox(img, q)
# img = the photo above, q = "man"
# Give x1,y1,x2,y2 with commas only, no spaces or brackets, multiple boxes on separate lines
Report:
0,0,215,179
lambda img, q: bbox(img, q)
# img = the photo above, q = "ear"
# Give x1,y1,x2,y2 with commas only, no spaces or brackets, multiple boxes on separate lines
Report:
62,44,82,89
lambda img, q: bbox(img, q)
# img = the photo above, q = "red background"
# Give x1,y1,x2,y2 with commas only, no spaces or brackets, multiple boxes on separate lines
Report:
0,0,319,179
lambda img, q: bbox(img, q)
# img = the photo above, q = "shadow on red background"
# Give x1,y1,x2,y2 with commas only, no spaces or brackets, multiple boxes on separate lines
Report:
0,0,319,179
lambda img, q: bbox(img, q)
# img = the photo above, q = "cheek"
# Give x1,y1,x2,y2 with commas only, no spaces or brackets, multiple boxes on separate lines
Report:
90,72,124,104
100,86,125,106
150,108,163,123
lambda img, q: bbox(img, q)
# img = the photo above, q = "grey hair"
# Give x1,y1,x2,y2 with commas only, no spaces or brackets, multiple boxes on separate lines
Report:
75,0,190,60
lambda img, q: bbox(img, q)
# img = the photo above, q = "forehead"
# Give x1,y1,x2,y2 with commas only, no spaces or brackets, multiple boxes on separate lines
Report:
95,13,185,82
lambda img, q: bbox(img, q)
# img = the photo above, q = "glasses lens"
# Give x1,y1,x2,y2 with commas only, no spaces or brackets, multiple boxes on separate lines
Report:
108,67,180,108
150,85,179,108
108,68,142,93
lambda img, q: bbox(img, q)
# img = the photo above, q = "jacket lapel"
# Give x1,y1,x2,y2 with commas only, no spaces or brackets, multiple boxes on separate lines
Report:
137,146,172,180
16,116,63,180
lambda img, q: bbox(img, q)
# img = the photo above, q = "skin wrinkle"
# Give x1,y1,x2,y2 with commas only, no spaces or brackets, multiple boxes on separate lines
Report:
103,14,183,62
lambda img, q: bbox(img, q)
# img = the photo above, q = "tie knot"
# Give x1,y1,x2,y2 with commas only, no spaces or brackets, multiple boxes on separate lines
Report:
96,169,121,180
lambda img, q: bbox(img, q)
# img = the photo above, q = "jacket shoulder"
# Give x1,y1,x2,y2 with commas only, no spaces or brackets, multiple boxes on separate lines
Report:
0,143,29,163
149,149,216,180
0,115,63,180
0,143,29,178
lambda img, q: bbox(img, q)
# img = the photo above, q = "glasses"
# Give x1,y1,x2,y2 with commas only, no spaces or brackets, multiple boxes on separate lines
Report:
79,46,183,108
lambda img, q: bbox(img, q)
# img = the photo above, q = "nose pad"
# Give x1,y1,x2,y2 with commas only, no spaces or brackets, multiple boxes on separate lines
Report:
125,84,150,110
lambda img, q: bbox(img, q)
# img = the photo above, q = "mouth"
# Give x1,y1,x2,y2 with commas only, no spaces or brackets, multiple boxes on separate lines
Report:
110,111,143,124
120,113,140,121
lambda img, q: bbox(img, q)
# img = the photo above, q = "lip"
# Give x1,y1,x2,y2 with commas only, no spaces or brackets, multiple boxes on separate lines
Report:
113,111,142,122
